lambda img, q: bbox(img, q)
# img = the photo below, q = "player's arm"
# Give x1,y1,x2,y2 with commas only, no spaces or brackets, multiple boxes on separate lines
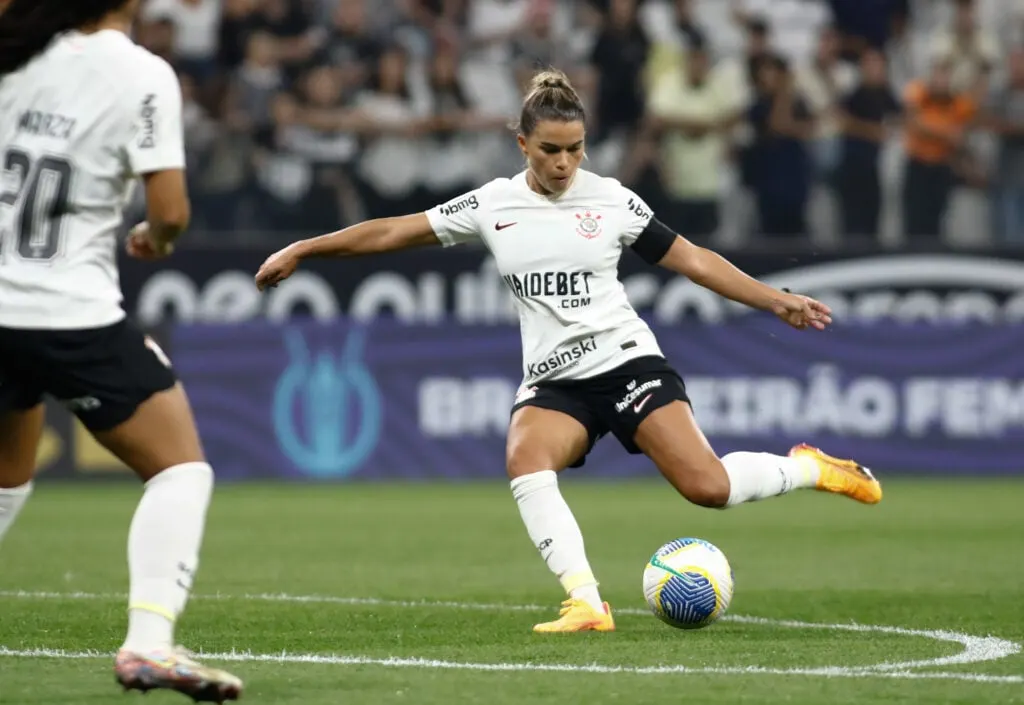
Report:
623,193,830,330
139,169,190,246
297,214,441,257
124,58,189,258
255,189,486,290
651,231,831,330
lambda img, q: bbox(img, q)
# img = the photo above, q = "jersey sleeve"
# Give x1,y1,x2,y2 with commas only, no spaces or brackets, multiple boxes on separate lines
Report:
123,57,186,175
425,187,486,247
618,186,655,246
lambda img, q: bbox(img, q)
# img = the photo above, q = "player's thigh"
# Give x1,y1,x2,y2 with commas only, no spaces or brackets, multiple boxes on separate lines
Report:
92,382,204,482
0,405,46,487
0,339,46,487
506,389,596,477
633,401,729,508
39,320,204,481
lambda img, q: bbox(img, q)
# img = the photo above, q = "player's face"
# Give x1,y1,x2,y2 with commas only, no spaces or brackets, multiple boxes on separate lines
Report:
519,120,586,196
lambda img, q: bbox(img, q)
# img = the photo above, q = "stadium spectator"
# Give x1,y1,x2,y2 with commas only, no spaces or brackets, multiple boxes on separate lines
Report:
224,31,284,139
354,45,435,219
984,49,1024,244
421,44,508,209
927,0,999,97
836,49,902,240
645,34,749,240
796,24,859,182
588,0,649,145
746,56,816,238
828,0,906,56
901,57,978,240
141,0,222,81
321,0,382,92
217,0,259,72
135,15,178,64
728,0,834,67
255,0,324,70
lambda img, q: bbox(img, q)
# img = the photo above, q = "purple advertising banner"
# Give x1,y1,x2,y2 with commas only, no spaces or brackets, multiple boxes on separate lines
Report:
168,318,1024,481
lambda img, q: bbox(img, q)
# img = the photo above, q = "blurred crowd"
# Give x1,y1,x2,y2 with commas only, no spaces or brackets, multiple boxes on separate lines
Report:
133,0,1024,247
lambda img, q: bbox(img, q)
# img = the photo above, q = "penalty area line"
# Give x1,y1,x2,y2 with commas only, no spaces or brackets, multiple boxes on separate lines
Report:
0,647,1021,684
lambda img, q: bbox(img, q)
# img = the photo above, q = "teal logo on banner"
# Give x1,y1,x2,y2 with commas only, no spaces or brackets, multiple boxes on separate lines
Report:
272,327,382,478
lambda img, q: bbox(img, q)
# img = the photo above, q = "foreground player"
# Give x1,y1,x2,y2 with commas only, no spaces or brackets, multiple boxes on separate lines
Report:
255,70,881,633
0,0,242,699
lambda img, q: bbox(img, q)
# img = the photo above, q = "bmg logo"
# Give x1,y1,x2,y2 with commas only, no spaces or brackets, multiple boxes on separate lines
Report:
272,327,382,478
440,194,478,217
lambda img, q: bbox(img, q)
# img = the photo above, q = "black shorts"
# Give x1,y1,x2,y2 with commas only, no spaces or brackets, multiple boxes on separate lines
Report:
0,318,177,432
511,355,690,467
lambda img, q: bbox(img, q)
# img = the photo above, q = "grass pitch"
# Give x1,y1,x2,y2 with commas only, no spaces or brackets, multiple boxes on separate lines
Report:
1,479,1022,704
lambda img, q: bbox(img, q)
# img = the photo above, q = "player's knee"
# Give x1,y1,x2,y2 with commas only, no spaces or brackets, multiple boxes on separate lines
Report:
506,450,550,479
505,437,561,479
671,463,730,509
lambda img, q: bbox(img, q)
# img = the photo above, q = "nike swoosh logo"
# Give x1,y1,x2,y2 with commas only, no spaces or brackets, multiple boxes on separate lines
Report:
495,222,517,231
633,393,653,414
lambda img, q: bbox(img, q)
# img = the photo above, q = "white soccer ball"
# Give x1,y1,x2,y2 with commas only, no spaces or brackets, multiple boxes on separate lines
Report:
642,537,735,629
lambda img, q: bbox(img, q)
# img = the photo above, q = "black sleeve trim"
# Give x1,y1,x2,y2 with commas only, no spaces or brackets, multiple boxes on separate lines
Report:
630,217,677,265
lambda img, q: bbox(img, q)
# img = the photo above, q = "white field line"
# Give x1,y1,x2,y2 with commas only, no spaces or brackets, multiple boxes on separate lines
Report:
0,647,1021,684
1,590,1020,683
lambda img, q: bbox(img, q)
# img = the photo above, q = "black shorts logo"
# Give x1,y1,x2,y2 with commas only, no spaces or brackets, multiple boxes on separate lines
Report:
616,378,663,413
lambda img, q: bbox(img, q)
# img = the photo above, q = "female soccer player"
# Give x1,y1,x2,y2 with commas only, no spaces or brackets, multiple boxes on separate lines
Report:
0,0,242,698
255,69,882,634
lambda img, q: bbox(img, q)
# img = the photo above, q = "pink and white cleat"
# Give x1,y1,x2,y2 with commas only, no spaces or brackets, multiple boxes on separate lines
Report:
114,646,243,703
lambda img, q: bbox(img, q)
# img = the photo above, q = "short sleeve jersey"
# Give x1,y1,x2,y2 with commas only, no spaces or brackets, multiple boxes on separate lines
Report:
0,29,185,329
426,169,665,384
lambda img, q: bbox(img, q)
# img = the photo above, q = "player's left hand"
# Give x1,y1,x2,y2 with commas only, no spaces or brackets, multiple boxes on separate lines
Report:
126,222,174,260
254,245,301,291
772,291,832,331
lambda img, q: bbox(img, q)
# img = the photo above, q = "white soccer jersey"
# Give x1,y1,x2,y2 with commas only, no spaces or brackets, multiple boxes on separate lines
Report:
426,169,666,385
0,29,185,329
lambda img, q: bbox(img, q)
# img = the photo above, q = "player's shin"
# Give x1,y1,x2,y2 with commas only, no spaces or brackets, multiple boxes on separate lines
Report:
0,481,33,544
720,452,819,506
510,470,603,610
122,462,213,653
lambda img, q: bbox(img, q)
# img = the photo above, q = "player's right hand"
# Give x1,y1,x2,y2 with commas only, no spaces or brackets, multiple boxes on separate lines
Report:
126,222,174,260
255,245,300,291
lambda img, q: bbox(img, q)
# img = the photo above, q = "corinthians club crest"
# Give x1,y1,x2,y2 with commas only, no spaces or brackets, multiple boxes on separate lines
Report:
575,211,602,239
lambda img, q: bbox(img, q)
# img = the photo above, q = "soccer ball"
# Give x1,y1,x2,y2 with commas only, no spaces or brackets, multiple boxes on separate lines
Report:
642,537,735,629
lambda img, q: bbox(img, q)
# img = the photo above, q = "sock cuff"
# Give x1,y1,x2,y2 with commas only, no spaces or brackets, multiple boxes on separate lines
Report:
144,462,213,489
510,470,557,501
128,602,177,623
0,481,33,496
561,570,599,594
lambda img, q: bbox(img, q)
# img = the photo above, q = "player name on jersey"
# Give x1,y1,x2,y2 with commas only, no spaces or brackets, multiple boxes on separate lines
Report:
17,110,77,140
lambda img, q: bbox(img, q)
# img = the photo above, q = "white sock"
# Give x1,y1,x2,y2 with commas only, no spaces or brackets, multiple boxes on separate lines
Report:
722,452,820,507
510,470,603,612
122,462,214,654
0,481,33,544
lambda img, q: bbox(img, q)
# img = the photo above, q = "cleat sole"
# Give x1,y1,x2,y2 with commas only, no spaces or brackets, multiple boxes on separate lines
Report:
116,675,240,702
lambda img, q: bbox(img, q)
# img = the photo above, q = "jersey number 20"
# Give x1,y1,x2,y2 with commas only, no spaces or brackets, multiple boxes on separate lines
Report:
0,147,74,262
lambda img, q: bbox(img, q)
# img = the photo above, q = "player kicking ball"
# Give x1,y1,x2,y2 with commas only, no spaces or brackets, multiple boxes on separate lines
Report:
255,69,882,634
0,0,241,699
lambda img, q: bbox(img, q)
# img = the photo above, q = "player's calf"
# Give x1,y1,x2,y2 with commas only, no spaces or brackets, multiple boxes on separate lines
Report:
0,406,45,545
506,407,609,623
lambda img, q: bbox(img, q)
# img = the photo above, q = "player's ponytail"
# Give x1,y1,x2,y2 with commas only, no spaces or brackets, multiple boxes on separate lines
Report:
516,68,586,136
0,0,130,75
